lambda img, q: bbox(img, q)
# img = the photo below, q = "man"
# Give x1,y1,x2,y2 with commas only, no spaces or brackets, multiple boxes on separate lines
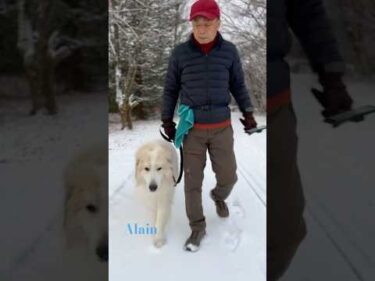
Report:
268,0,353,280
161,0,257,252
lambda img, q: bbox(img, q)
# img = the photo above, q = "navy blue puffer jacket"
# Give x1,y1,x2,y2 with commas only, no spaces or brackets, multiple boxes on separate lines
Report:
161,33,253,124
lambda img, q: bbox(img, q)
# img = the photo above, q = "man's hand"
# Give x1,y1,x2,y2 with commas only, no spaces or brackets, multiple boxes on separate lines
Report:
240,111,257,132
316,72,353,118
161,119,176,140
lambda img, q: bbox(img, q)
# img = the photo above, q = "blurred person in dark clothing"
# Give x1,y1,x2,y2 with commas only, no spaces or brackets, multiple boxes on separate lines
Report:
267,0,353,279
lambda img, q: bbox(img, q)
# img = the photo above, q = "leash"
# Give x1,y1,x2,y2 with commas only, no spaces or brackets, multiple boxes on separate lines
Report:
159,128,184,186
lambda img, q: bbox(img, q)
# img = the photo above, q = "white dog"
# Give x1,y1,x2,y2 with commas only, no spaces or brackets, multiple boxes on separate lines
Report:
63,143,108,280
135,139,179,248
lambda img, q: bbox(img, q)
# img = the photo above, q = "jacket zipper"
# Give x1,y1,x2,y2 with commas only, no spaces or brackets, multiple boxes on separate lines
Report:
206,53,209,108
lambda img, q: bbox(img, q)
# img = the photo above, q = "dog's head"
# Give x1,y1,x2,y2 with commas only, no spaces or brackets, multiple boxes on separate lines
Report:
135,143,175,192
64,145,108,263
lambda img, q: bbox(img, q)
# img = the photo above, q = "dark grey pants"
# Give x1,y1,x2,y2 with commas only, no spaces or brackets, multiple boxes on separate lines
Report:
267,103,307,280
182,125,238,231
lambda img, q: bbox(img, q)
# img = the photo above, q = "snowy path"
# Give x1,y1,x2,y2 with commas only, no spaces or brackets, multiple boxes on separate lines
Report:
280,74,375,281
109,112,266,281
0,93,108,280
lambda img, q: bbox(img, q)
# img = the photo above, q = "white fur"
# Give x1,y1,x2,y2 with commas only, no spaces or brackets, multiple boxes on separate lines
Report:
63,143,108,279
134,139,179,248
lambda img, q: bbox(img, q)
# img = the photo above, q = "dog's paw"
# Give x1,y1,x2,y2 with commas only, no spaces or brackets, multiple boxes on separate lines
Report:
153,237,166,248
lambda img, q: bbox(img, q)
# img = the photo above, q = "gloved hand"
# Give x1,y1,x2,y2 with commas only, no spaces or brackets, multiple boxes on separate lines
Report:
239,111,257,132
316,72,353,118
161,119,176,140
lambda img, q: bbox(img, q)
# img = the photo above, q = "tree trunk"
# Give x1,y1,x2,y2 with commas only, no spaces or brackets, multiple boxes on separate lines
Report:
37,0,56,114
131,64,147,120
17,0,57,114
120,102,133,130
113,20,123,107
119,63,136,130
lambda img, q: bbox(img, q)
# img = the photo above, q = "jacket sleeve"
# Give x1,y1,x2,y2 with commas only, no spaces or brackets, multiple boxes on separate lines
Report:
161,49,180,122
287,0,345,73
229,47,253,113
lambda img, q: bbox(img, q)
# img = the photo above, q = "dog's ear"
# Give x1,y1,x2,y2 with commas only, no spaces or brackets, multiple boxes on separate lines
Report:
135,158,145,188
135,158,140,179
135,158,141,186
169,157,179,180
165,158,175,179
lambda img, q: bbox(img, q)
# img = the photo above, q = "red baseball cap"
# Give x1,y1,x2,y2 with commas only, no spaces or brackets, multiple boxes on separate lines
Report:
189,0,220,21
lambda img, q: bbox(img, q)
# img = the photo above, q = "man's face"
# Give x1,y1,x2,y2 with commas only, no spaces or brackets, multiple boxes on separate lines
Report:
192,16,220,44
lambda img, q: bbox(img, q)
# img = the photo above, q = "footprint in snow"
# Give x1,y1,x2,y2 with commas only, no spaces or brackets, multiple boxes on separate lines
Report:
148,244,163,254
221,228,242,252
219,216,243,252
231,199,245,218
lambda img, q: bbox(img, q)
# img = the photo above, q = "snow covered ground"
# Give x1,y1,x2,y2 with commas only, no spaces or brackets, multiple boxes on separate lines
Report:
109,111,267,281
280,74,375,281
0,92,108,280
3,73,373,281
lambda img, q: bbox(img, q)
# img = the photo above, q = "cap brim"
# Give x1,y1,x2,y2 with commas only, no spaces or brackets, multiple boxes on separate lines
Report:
189,11,218,21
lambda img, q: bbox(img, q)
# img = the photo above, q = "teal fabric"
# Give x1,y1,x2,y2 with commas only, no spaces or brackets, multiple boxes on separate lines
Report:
175,104,194,149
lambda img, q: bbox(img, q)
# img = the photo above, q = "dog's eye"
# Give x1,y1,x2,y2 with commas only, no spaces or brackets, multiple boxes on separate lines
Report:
145,167,150,171
157,167,162,171
86,204,98,213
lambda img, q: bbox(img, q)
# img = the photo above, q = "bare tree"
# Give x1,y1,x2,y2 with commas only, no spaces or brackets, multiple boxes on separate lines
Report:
220,0,266,112
109,0,185,129
18,0,65,114
16,0,104,115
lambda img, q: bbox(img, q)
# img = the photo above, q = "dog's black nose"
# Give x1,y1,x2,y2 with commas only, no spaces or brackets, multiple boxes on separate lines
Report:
149,183,158,192
96,243,108,262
